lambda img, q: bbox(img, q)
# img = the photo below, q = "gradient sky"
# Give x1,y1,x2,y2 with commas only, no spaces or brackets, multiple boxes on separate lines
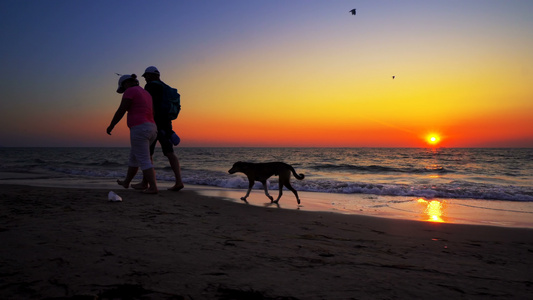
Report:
1,0,532,147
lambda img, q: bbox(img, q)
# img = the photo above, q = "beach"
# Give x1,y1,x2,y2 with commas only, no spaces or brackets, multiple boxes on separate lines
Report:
2,0,533,298
1,184,532,299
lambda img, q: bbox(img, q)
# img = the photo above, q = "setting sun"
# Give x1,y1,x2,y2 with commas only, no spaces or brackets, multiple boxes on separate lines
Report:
426,134,441,146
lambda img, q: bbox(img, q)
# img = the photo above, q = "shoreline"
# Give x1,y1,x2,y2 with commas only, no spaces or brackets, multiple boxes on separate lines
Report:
1,184,532,299
2,171,532,229
196,185,533,229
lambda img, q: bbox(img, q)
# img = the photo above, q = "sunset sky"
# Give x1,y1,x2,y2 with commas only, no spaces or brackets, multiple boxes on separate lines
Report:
1,0,532,148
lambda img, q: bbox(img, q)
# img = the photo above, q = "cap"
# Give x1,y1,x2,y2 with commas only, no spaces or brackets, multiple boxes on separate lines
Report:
116,74,138,94
142,66,160,77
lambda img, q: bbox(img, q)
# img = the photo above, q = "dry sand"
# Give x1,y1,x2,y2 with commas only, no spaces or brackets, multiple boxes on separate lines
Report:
1,184,532,299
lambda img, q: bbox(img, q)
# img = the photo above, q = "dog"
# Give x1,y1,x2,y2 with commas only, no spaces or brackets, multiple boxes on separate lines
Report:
228,161,305,204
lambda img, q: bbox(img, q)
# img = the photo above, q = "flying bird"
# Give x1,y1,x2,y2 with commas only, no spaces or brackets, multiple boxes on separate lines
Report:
350,9,356,15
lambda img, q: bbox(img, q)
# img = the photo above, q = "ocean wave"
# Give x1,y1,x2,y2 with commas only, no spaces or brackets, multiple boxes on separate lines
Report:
60,160,123,167
310,163,450,174
4,147,532,203
210,176,533,202
24,166,532,202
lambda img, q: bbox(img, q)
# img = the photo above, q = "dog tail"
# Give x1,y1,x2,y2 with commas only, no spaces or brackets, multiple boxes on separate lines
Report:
290,166,305,180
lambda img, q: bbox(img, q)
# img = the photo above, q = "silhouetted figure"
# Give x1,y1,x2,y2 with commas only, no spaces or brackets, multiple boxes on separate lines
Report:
392,76,395,79
350,9,356,15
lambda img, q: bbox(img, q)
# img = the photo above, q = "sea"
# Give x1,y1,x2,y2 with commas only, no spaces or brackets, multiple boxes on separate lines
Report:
1,147,532,227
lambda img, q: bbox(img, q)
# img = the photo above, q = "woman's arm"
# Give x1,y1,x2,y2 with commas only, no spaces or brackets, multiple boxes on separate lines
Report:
106,97,132,135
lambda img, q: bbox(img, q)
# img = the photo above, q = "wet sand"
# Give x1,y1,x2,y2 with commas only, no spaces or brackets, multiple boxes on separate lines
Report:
1,184,532,299
198,186,533,228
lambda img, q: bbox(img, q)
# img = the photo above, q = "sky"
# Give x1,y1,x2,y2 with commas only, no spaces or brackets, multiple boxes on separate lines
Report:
0,0,532,148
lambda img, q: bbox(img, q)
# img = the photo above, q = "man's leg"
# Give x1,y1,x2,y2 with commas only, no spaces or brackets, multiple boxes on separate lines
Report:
165,152,184,191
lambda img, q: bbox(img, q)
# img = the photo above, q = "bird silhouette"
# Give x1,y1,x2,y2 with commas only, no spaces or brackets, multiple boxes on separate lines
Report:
350,9,356,15
392,76,395,79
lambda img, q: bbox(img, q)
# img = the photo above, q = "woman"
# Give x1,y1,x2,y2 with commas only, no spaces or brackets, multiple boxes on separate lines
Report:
107,74,158,194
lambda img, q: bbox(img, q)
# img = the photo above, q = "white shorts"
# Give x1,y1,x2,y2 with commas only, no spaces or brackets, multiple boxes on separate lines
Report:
128,122,157,170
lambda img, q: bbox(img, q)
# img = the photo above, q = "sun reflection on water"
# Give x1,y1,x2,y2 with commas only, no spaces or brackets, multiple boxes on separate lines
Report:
417,199,446,223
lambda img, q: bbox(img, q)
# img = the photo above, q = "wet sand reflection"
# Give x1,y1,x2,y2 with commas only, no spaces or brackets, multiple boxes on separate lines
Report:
417,198,447,223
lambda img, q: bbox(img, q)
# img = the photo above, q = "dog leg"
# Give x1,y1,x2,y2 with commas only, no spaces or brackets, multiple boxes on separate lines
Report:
241,180,254,201
241,188,252,201
274,173,291,204
260,180,274,202
273,184,284,203
286,183,301,205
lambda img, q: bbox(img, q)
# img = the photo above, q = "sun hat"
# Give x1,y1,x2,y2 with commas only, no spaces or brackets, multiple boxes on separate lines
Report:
116,74,138,94
142,66,160,77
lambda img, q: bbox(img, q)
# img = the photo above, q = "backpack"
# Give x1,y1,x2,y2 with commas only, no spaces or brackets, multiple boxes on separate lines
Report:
154,81,181,120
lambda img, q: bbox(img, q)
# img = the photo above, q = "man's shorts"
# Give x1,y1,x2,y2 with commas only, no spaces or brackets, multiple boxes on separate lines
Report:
150,129,174,155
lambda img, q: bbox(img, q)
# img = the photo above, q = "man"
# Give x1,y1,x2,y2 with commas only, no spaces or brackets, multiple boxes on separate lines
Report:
132,66,184,191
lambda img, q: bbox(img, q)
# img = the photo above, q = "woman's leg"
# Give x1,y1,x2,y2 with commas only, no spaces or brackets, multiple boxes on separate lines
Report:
129,123,158,193
117,166,139,188
135,123,158,193
141,167,158,194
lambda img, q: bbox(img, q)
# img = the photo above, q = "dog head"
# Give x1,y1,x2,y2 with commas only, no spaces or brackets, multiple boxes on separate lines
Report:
228,161,246,174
